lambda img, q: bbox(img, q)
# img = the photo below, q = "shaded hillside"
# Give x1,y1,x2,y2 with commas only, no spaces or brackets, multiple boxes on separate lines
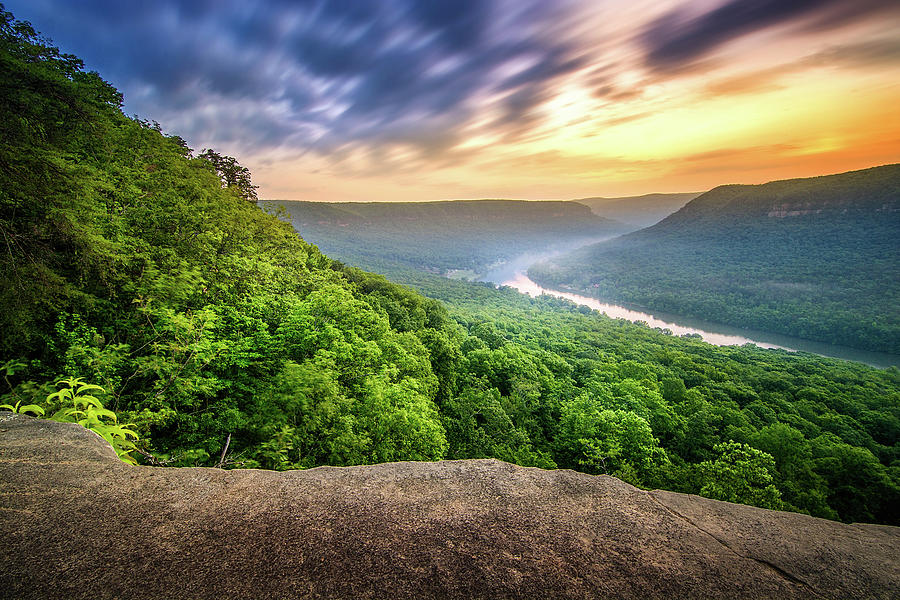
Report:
2,414,898,600
273,199,628,276
573,192,700,228
532,165,900,353
660,166,898,223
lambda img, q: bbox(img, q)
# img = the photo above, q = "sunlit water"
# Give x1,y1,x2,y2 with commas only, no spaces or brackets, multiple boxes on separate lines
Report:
478,252,899,369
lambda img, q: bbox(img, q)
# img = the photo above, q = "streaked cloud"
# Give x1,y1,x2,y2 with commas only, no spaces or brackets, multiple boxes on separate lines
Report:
703,36,900,97
6,0,586,155
3,0,899,200
642,0,900,72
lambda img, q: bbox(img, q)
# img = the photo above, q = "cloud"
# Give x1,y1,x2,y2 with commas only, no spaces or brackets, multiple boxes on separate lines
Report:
703,37,900,98
6,0,898,201
4,0,587,161
702,65,795,97
642,0,900,72
808,37,900,68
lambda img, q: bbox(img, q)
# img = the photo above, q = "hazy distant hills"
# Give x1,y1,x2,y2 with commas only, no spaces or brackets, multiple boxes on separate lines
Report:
572,192,701,228
277,198,623,226
271,199,629,276
530,164,900,353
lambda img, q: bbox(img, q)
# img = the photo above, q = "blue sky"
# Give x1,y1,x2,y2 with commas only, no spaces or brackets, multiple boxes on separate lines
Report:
5,0,899,201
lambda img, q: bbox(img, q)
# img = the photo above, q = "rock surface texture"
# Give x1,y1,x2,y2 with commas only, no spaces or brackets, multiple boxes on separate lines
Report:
1,414,898,599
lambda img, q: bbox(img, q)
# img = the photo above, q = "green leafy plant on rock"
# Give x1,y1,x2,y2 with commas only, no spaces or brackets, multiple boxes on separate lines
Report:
0,398,45,416
47,378,140,465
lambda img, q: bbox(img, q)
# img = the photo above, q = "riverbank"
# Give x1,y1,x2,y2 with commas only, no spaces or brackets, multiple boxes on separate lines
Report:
478,258,899,369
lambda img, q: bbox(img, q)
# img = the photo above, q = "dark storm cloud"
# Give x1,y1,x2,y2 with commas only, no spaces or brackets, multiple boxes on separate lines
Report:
3,0,584,155
643,0,900,72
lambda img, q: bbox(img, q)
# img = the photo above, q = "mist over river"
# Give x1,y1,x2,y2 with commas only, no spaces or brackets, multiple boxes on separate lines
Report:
478,251,899,369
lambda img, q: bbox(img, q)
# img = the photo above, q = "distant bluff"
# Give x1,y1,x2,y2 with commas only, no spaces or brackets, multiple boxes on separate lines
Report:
651,163,900,227
1,414,897,600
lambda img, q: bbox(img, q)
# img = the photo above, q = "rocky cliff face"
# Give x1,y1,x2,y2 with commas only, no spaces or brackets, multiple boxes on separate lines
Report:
1,414,897,600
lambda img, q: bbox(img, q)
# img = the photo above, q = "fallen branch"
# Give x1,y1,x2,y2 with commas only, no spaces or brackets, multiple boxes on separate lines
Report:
215,432,232,468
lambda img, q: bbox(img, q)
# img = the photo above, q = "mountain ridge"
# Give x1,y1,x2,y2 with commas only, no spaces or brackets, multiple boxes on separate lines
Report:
274,198,624,225
648,163,899,228
529,164,900,353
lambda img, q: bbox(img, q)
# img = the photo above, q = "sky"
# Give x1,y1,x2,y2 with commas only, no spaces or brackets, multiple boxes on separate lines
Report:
5,0,900,201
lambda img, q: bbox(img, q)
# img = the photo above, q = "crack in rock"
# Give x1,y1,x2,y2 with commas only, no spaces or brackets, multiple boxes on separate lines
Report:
646,491,826,598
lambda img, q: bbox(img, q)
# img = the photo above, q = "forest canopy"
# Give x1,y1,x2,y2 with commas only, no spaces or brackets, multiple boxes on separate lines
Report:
1,5,898,527
531,167,900,354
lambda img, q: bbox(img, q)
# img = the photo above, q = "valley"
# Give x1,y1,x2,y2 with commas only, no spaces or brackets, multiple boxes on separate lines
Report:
1,2,898,538
274,167,900,366
273,199,630,277
482,261,899,368
531,166,900,354
572,192,701,228
2,2,899,597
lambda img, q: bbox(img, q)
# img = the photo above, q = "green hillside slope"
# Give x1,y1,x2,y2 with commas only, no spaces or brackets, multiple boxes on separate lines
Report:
532,166,900,353
0,10,456,467
1,7,898,526
274,199,629,276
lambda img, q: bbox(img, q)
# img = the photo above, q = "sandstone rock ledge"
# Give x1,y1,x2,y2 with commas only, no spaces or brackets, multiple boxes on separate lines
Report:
1,414,897,599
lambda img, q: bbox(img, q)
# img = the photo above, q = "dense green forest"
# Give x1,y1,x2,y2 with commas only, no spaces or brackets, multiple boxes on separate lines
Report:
532,168,900,354
1,7,898,526
573,192,700,228
275,199,628,277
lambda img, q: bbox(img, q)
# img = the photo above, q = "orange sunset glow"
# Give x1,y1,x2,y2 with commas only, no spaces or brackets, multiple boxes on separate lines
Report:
8,0,900,200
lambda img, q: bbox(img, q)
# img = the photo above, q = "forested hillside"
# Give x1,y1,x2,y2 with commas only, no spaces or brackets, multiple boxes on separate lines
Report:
0,9,456,467
533,166,900,353
573,192,700,228
274,199,628,277
350,265,900,525
1,7,898,526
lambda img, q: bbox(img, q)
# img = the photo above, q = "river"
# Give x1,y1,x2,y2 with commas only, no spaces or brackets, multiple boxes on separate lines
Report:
478,251,899,369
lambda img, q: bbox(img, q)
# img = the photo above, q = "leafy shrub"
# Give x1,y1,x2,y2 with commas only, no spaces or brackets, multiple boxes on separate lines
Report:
47,378,140,464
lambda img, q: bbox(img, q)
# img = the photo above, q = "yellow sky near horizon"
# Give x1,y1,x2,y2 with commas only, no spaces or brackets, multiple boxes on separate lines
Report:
249,4,900,202
7,0,899,202
223,2,899,202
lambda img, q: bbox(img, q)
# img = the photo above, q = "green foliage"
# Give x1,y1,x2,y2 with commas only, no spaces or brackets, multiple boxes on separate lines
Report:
557,399,667,487
251,426,303,471
1,5,897,528
0,360,44,415
0,6,460,475
0,399,45,416
198,148,258,202
442,386,555,468
347,267,899,524
47,378,139,464
698,441,783,510
530,165,900,353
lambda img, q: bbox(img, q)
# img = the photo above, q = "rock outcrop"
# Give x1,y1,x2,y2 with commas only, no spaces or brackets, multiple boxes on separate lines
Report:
1,414,897,599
